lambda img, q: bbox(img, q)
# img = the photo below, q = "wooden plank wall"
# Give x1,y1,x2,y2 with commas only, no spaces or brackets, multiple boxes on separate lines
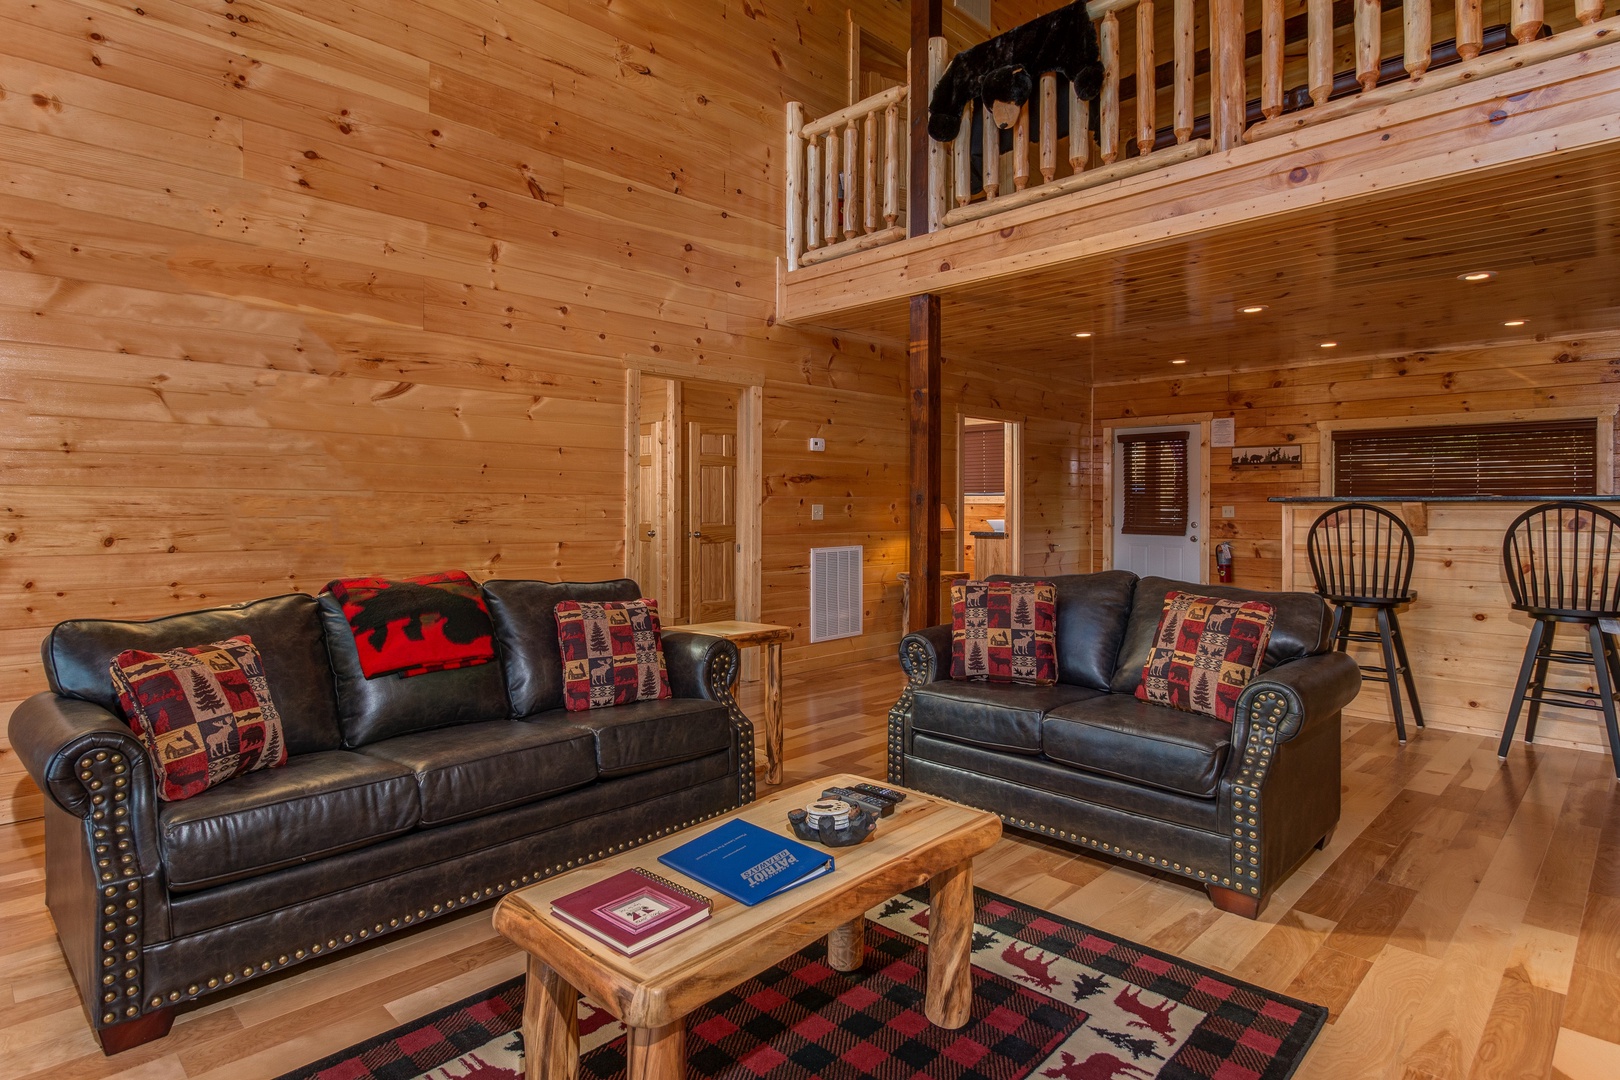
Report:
1092,331,1620,753
0,0,1096,776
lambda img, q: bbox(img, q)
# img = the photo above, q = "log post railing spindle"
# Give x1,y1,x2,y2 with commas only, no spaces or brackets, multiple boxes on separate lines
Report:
884,103,900,226
823,129,839,241
805,139,821,251
926,37,947,232
1405,0,1433,77
1355,0,1383,91
1174,0,1194,142
1513,0,1545,43
1262,0,1284,119
982,103,1001,199
1456,0,1484,58
1136,0,1157,154
843,118,858,238
863,114,877,234
1308,0,1334,104
1577,0,1604,23
1014,102,1031,190
953,102,971,206
1210,0,1246,149
1068,80,1090,173
1100,12,1120,164
785,102,804,270
1040,73,1057,182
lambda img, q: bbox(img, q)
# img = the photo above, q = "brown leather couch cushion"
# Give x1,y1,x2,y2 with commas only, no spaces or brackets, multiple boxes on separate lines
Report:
318,593,511,746
482,579,644,717
912,681,1103,755
160,750,419,892
554,698,733,777
359,719,599,826
1042,695,1232,798
40,594,344,755
1109,576,1332,695
991,571,1138,691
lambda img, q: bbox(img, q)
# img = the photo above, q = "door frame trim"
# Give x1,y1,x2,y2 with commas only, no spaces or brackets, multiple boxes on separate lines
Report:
625,369,763,632
1100,412,1213,581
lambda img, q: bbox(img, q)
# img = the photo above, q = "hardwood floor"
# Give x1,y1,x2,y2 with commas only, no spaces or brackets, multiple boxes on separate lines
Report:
2,658,1618,1079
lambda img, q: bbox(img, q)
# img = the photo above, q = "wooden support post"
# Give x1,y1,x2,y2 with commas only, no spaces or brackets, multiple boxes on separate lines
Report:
1174,0,1194,142
1456,0,1484,58
884,103,901,225
785,103,804,270
1512,0,1544,43
1405,0,1432,77
927,37,947,232
863,113,877,234
908,294,941,632
1068,81,1090,172
1308,0,1334,104
1100,13,1120,164
1209,0,1245,150
1262,0,1283,120
982,102,1001,199
1355,0,1382,92
1013,102,1031,190
1039,73,1057,182
1136,0,1157,154
953,102,972,206
908,0,942,237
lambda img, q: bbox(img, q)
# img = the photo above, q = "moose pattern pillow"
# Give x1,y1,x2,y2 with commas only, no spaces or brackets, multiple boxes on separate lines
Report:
1136,591,1276,722
110,635,288,801
950,580,1058,685
556,598,672,711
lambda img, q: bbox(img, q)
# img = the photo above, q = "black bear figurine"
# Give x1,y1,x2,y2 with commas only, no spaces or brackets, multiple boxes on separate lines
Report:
927,0,1105,143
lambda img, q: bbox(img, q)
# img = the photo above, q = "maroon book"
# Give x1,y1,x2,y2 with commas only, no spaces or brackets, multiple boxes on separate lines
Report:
550,868,712,955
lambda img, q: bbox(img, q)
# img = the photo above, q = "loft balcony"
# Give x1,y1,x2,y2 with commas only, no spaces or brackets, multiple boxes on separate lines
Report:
776,0,1620,363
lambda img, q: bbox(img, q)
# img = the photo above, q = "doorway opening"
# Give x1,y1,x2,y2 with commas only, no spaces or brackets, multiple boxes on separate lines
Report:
957,416,1022,579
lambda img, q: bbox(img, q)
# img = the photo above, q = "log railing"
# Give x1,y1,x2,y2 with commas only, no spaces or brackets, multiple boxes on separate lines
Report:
1247,0,1620,141
785,84,908,270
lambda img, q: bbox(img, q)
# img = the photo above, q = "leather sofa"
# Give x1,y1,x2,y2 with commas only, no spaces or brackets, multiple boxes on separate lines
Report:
10,578,754,1053
887,572,1360,918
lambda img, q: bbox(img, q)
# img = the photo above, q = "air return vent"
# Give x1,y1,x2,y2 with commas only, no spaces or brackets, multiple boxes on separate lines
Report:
954,0,992,30
809,546,863,643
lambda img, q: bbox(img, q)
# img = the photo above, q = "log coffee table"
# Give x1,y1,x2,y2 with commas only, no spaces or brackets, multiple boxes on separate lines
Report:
492,774,1002,1080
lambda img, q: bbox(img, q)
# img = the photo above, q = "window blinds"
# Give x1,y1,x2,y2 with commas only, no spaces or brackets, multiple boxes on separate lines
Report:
1118,431,1189,535
1332,420,1597,498
961,426,1006,496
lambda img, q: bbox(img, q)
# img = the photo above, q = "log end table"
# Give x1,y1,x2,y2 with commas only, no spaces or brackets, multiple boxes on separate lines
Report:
677,620,793,785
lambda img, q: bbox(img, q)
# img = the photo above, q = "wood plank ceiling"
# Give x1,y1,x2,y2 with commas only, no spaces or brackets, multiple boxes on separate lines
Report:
800,141,1620,383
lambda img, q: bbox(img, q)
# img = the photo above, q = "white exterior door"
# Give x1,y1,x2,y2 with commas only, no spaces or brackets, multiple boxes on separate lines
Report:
1113,424,1204,582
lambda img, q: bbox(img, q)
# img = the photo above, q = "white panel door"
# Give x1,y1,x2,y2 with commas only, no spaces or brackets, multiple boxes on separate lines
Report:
1113,424,1204,582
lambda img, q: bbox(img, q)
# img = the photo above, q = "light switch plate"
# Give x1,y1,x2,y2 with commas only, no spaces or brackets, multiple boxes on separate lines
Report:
809,437,826,452
1222,505,1236,518
811,504,824,520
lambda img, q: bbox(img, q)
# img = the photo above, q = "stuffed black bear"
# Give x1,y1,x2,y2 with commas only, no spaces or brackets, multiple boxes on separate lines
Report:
927,0,1105,142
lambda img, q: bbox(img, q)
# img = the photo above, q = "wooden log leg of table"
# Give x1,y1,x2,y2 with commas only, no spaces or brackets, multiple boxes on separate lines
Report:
522,955,580,1080
826,915,866,971
626,1020,685,1080
765,640,783,785
925,859,975,1029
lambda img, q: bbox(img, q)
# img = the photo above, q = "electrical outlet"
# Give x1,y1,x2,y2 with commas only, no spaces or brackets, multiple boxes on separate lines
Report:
810,504,824,520
1222,505,1236,518
809,437,826,452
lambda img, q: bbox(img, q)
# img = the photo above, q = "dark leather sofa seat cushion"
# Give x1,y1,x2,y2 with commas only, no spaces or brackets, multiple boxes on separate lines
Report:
992,571,1138,691
550,698,732,777
41,594,344,755
318,593,512,747
483,579,643,717
360,719,598,826
1042,695,1232,798
912,681,1103,755
1110,576,1331,695
159,750,419,892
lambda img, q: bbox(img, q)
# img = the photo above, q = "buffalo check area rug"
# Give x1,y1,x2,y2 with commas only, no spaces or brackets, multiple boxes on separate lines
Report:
278,888,1325,1080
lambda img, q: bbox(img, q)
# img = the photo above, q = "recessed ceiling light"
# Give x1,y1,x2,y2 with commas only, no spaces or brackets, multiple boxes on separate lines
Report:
1503,319,1527,327
1320,341,1337,348
1170,358,1188,365
1240,305,1268,314
1073,331,1093,338
1459,270,1497,282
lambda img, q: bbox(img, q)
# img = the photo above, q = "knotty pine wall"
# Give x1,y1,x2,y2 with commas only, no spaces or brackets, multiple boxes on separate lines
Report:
0,0,1085,767
1091,331,1620,754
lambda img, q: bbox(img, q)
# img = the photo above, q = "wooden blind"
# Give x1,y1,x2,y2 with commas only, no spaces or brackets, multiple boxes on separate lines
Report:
962,426,1005,495
1119,431,1189,535
1332,420,1598,498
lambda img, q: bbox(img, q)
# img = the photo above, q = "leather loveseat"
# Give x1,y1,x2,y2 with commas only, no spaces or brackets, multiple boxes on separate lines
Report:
887,572,1360,918
10,578,754,1053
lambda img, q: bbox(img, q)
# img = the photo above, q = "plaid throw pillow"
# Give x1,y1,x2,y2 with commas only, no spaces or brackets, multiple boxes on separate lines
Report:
950,580,1058,685
556,599,672,711
109,636,288,802
1136,591,1277,722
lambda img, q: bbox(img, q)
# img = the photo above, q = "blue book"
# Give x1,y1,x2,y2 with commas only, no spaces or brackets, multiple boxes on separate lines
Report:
658,819,833,906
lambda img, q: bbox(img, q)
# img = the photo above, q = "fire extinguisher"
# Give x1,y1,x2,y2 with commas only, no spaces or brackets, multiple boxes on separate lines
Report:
1216,542,1234,583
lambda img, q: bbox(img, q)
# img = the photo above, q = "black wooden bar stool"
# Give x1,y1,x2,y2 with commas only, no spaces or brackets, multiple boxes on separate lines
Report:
1307,503,1424,743
1500,501,1620,780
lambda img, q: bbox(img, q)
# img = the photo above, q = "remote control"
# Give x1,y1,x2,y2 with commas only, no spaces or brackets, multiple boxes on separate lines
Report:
821,786,891,816
851,782,907,805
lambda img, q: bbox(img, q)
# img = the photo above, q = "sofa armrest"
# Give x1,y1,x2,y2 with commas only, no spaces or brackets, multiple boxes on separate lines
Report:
9,692,155,820
660,631,754,805
899,624,953,685
1235,651,1362,744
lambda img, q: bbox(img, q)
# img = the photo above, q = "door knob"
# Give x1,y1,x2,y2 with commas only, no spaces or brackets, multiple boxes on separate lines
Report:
690,531,702,538
645,530,657,538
